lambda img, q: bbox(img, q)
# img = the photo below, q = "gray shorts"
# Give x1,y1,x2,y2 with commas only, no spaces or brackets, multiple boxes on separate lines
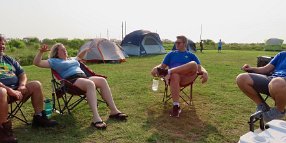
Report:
249,73,286,96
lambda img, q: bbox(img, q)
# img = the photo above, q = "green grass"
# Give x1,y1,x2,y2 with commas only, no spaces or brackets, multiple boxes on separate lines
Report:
11,50,281,143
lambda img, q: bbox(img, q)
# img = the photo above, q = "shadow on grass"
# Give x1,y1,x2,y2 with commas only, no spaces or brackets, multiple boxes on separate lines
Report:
13,113,99,143
145,102,225,142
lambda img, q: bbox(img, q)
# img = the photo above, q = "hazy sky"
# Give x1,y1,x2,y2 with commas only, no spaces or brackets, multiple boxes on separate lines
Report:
0,0,285,43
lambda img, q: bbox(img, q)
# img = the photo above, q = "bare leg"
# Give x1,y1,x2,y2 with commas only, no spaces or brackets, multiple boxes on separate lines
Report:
73,78,102,122
0,87,8,124
89,76,121,115
269,78,286,112
25,81,44,114
170,73,180,102
236,73,263,104
169,61,198,75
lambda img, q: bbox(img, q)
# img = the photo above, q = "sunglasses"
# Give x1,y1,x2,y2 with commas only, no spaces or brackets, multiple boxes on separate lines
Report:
175,41,184,45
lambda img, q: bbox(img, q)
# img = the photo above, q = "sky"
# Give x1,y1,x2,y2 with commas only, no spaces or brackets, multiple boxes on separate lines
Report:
0,0,285,43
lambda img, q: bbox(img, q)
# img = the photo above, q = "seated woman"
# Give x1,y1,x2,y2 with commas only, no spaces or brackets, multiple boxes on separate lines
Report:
33,43,127,129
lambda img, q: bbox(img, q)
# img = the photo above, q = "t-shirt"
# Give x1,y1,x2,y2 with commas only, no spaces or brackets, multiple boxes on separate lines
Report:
270,51,286,77
162,50,201,69
48,58,84,79
0,55,24,87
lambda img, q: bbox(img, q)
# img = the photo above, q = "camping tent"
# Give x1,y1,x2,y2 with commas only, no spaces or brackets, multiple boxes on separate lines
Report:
172,39,197,52
78,38,127,63
264,38,284,51
121,30,166,56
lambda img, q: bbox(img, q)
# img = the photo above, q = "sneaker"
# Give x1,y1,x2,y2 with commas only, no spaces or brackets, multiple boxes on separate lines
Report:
157,67,168,77
170,105,181,118
262,107,286,123
32,111,58,128
0,120,18,143
256,102,270,113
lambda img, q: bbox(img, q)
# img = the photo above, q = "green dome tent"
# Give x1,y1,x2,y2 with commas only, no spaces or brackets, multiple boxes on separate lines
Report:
264,38,284,51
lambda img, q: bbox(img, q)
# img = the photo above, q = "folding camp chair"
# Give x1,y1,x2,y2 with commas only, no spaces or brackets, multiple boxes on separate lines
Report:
248,56,274,132
8,96,30,125
51,62,107,114
163,72,203,106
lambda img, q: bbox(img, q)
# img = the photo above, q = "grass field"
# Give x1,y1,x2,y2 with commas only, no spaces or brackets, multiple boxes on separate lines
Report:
11,50,282,143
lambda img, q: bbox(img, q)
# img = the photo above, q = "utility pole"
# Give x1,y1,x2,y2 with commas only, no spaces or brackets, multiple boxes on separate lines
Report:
124,21,126,36
121,21,124,40
200,24,203,41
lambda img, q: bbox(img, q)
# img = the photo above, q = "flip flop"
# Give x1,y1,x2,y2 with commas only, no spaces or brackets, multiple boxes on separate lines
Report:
91,121,107,130
109,113,128,120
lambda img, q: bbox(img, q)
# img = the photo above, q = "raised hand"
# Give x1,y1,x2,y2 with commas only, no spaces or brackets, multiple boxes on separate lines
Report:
39,44,50,53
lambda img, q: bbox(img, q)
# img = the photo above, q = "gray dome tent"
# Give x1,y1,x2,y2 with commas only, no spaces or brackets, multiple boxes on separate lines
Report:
79,38,127,63
121,30,166,56
264,38,284,51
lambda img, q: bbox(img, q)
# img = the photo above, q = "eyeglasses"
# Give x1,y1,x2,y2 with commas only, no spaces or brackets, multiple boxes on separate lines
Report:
175,41,184,45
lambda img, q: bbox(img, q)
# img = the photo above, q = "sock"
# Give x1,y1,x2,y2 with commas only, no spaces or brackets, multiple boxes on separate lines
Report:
168,70,171,75
35,112,42,116
173,102,180,107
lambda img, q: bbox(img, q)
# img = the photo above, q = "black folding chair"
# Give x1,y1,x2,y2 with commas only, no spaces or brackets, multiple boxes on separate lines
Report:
8,96,30,125
51,62,107,114
163,73,203,106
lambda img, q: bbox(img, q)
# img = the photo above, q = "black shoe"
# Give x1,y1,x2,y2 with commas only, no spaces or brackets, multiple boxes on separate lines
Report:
0,120,18,143
32,111,58,128
157,67,168,77
169,105,181,118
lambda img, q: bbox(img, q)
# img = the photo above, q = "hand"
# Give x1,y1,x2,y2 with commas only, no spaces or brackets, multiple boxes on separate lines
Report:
241,64,253,72
200,71,208,84
39,44,50,53
151,67,158,77
7,88,23,101
17,85,28,95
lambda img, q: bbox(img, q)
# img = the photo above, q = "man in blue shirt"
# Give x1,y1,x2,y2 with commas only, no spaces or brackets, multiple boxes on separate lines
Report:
0,35,57,143
237,51,286,123
151,35,208,117
218,39,222,53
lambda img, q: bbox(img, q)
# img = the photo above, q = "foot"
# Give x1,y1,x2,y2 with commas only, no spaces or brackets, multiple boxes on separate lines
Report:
169,105,181,118
109,113,128,121
256,102,270,113
262,107,286,123
0,120,18,143
157,67,168,77
32,111,58,128
91,121,107,130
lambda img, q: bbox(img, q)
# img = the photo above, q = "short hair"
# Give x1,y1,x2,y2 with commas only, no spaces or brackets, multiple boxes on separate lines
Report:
0,34,6,42
176,35,188,48
49,43,64,58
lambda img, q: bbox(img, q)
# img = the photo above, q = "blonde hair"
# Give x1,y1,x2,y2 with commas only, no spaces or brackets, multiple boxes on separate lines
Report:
0,34,6,42
49,43,64,58
176,35,188,48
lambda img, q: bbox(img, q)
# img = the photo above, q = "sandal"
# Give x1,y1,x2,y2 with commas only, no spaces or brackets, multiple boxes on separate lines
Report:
91,121,107,130
109,113,128,121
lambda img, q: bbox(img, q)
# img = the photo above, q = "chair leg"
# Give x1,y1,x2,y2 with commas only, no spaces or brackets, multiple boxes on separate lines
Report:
8,101,31,125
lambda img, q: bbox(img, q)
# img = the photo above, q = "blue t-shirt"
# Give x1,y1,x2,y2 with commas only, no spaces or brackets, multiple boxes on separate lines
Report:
0,55,24,86
162,50,200,69
48,58,84,79
270,51,286,77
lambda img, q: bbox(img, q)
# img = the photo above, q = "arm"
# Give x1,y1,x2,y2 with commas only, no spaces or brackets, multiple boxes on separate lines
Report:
198,65,208,84
33,44,51,68
76,47,91,60
241,64,274,75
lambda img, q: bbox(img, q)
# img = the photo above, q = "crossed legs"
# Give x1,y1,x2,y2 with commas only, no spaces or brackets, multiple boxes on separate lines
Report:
169,61,198,102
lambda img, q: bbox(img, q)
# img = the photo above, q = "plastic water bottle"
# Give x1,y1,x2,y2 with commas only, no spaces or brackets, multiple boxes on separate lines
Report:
44,98,53,118
152,77,159,91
